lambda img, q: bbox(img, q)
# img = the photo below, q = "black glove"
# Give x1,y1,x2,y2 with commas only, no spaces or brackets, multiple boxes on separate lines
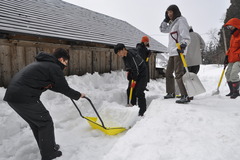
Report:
177,43,187,54
127,72,133,81
224,55,228,65
163,11,170,23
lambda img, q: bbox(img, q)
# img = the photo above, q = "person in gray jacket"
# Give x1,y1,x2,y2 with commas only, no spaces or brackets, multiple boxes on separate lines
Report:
160,4,191,104
185,26,205,74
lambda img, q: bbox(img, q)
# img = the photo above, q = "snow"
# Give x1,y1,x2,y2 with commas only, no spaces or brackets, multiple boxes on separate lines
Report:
1,64,240,160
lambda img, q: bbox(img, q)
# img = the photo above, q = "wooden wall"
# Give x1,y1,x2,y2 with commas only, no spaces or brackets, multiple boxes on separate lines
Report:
0,39,160,87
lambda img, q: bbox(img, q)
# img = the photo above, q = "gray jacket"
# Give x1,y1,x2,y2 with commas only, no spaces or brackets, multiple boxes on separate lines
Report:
185,32,205,66
160,16,190,57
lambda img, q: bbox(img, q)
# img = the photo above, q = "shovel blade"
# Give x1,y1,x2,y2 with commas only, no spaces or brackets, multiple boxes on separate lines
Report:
85,117,126,135
182,72,206,97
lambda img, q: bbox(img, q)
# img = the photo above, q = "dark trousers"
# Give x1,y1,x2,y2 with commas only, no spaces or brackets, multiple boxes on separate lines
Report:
8,101,56,158
165,56,187,95
187,65,200,74
127,76,147,116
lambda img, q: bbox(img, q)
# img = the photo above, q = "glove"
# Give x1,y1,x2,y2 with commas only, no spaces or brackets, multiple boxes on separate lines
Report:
163,11,170,23
131,81,136,88
177,42,187,54
224,55,228,65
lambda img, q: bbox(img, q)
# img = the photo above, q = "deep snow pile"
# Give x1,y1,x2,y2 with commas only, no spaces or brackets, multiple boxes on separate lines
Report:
1,64,240,160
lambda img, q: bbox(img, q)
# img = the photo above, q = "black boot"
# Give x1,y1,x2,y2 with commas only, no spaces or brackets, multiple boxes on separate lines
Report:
230,82,239,99
176,95,190,104
226,81,233,96
164,93,175,99
42,151,62,160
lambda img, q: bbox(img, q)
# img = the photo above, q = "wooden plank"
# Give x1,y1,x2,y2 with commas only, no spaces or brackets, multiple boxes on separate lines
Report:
111,51,118,71
10,45,26,76
100,50,105,74
79,50,87,75
0,44,3,87
86,50,93,74
1,45,12,87
25,47,36,65
10,44,18,76
16,46,26,71
68,49,74,75
69,49,79,75
92,50,100,73
105,50,111,73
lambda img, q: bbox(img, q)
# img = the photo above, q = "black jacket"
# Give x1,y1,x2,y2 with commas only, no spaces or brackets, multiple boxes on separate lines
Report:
4,52,81,103
123,49,147,81
136,43,151,62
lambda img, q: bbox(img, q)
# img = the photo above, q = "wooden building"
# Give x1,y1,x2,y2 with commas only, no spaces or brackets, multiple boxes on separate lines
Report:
0,0,167,87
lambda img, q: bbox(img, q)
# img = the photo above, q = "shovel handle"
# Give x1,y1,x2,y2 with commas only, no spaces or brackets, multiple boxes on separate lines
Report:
129,80,134,103
83,97,106,128
71,97,106,129
217,65,227,89
170,31,188,69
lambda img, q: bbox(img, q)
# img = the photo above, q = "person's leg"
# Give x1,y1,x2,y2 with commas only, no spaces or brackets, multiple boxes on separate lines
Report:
174,56,188,96
225,63,234,96
8,101,61,159
174,56,189,103
164,56,175,98
229,62,240,99
135,77,147,116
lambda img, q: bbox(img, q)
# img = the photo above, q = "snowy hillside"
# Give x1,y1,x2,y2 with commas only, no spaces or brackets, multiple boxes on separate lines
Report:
1,64,240,160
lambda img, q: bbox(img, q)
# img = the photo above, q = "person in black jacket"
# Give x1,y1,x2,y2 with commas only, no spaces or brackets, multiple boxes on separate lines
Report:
136,36,152,88
4,48,85,160
114,43,147,116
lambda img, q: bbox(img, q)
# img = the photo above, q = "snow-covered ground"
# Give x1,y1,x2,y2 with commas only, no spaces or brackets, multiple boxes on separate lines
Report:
1,64,240,160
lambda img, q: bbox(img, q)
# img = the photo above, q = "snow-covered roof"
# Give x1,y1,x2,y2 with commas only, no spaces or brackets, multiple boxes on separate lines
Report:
0,0,167,52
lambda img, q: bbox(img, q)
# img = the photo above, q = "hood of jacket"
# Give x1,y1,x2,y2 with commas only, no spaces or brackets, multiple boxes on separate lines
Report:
35,52,66,70
35,52,57,63
224,18,240,29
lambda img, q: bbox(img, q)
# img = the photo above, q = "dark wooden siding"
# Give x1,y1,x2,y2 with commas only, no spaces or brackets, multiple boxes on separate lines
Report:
0,38,163,87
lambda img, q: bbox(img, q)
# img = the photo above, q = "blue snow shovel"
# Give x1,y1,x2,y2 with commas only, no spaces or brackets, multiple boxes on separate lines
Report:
71,97,126,135
170,31,206,97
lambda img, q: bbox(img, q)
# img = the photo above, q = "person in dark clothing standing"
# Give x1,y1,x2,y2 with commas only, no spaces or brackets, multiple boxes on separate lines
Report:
136,36,152,90
114,43,147,116
4,48,86,160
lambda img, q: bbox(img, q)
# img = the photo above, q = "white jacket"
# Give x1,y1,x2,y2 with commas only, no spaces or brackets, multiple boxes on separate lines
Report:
160,16,190,57
185,32,205,66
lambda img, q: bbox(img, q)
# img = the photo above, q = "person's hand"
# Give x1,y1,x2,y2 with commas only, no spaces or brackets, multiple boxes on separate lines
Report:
177,43,187,54
163,11,170,23
80,93,86,98
131,81,136,88
224,55,228,65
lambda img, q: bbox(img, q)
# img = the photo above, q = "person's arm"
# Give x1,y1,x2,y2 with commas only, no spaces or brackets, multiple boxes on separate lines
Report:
49,66,81,100
178,18,191,46
160,11,171,33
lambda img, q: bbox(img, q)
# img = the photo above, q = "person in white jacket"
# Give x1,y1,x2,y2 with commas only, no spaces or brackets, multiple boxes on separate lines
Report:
160,4,191,104
185,26,205,74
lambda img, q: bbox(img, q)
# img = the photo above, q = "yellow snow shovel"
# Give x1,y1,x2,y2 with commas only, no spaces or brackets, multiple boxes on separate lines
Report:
71,97,126,135
170,31,206,97
212,27,228,95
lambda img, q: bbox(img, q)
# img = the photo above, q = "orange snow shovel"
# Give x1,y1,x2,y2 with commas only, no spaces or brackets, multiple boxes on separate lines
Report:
71,97,126,135
170,31,206,97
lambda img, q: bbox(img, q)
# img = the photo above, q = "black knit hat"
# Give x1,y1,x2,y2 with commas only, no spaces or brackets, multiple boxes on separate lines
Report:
114,43,125,54
167,5,181,21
